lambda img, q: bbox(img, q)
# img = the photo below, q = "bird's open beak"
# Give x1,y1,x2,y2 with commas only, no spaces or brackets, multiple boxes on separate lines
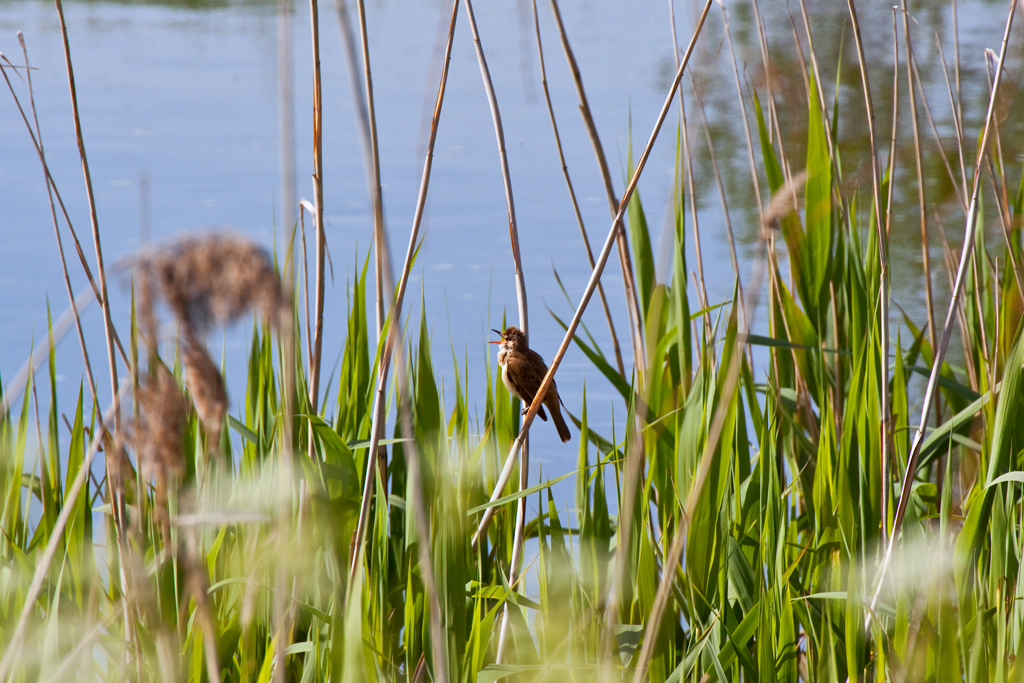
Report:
489,329,504,343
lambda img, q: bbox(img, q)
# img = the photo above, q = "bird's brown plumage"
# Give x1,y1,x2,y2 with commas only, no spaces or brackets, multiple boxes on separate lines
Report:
491,326,571,443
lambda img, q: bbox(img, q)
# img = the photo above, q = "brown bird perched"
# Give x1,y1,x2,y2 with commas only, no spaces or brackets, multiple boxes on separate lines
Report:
490,326,571,442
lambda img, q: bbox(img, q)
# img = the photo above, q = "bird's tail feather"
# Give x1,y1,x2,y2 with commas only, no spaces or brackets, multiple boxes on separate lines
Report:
550,403,571,443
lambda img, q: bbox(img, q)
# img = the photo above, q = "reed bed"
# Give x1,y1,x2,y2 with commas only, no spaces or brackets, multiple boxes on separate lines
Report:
2,0,1024,681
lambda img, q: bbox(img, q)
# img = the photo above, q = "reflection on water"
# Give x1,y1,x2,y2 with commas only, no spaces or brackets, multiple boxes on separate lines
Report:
0,0,1020,462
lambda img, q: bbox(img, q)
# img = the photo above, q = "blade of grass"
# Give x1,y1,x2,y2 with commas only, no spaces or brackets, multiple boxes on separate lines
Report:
531,0,625,380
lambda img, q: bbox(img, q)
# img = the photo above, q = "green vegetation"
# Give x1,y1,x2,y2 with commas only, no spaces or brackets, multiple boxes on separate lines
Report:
3,0,1024,681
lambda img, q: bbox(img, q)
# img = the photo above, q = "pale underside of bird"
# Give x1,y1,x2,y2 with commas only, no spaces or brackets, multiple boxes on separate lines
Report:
490,326,571,443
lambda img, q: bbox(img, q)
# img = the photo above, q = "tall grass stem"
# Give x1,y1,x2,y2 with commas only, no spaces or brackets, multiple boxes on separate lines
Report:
472,0,714,546
871,0,1019,617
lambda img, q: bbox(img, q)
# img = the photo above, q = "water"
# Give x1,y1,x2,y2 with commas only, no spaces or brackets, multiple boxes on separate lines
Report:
1,0,1020,478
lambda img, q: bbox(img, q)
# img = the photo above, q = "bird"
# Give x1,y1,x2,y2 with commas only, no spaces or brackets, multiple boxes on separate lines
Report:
490,326,571,443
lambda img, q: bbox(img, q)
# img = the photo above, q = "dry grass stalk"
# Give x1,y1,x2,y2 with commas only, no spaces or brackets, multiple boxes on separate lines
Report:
349,0,460,585
869,0,1020,618
530,0,626,380
472,0,715,550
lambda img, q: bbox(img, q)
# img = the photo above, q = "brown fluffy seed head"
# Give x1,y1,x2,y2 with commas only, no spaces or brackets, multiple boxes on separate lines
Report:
761,170,808,232
183,343,227,448
134,234,289,340
134,364,188,483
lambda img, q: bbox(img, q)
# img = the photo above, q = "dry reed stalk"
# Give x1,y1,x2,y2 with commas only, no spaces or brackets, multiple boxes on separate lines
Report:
719,3,765,226
747,0,781,157
459,0,531,658
299,200,314,366
278,0,296,234
878,9,902,539
629,218,772,683
5,37,102,423
901,1,938,359
335,0,391,333
331,1,449,669
544,3,649,654
349,0,461,586
935,36,971,205
530,0,626,380
341,0,393,333
981,51,1023,309
847,0,893,554
306,0,327,499
689,75,742,306
352,320,449,683
629,163,808,683
49,5,137,660
910,47,968,212
0,52,130,373
0,383,130,683
472,0,714,547
548,0,647,376
53,0,120,428
668,5,712,337
869,0,1019,617
678,88,712,338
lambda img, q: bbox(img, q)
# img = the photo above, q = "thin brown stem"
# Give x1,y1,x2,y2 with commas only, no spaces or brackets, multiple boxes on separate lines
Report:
460,0,531,657
848,0,892,554
336,0,393,334
306,0,326,422
870,0,1018,618
531,0,626,380
2,42,100,424
935,35,971,204
548,0,646,376
911,48,968,211
689,74,744,317
901,1,937,361
349,0,461,585
720,3,765,226
630,239,769,683
472,0,714,547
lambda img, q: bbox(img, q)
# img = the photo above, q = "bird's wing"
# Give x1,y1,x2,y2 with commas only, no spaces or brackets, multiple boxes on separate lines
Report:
503,353,539,406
